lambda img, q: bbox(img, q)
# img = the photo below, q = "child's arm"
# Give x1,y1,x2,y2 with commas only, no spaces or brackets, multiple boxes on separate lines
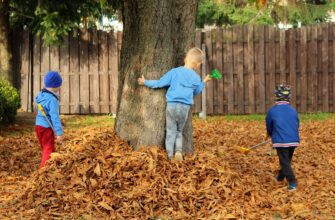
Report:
48,99,64,137
265,111,273,136
194,75,211,95
138,70,174,88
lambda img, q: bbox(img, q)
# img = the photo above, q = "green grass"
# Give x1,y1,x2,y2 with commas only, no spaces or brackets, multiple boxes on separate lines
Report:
1,112,334,137
64,115,115,129
200,112,334,122
299,112,333,122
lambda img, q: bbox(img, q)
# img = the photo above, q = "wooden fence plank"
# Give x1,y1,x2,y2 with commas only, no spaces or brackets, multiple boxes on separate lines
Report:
59,36,70,114
333,24,335,112
257,26,266,113
212,30,218,114
20,31,30,112
317,24,323,111
33,35,41,108
40,40,50,93
289,29,297,108
300,27,308,112
225,28,234,114
234,26,244,114
279,29,286,83
79,29,90,114
90,29,100,113
69,32,80,114
269,26,276,110
247,25,255,114
264,26,270,110
311,25,318,112
243,26,249,113
49,45,59,70
322,24,329,112
109,31,118,114
205,31,214,114
216,28,224,114
99,31,110,113
329,24,334,112
194,30,202,113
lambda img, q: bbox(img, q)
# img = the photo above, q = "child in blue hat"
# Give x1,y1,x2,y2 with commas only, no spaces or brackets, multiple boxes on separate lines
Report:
35,71,63,168
266,84,300,191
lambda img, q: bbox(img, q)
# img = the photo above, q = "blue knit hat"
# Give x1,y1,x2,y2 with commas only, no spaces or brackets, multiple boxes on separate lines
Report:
44,71,62,88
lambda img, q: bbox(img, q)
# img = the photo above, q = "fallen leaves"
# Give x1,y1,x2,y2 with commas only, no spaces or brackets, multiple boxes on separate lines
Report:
0,118,334,219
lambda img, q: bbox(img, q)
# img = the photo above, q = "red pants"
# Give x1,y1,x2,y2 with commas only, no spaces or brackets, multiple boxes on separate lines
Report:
35,125,55,168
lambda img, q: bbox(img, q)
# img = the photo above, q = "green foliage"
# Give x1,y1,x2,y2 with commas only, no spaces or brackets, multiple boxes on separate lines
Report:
196,0,230,27
0,79,20,124
9,0,121,45
196,0,274,27
197,0,335,27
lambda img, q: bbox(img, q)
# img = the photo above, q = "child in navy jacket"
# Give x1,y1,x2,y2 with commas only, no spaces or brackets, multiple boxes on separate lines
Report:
266,84,300,191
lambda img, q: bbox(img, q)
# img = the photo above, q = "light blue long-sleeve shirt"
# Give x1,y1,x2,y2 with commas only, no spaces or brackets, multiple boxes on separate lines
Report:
35,89,63,136
144,66,205,105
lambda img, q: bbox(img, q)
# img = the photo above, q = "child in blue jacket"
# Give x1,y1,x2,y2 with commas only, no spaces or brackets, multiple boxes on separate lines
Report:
138,47,211,161
35,71,63,168
266,84,300,191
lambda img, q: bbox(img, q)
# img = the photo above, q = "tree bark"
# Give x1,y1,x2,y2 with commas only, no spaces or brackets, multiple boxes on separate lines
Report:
116,0,198,150
0,0,13,84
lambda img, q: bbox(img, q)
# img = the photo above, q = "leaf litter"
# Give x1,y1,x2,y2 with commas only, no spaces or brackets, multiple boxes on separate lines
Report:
0,118,334,219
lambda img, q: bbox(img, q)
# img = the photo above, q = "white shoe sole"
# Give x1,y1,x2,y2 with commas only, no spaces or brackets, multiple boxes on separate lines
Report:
175,152,183,161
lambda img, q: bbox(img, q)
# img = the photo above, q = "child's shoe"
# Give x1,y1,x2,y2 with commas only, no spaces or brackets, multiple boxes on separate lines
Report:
276,175,284,182
175,151,183,161
288,182,297,191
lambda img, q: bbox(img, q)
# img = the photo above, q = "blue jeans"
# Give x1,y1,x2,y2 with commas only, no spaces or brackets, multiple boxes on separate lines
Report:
165,102,190,159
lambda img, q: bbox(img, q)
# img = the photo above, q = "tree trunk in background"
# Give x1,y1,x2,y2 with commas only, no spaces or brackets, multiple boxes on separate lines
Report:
116,0,198,150
0,0,13,84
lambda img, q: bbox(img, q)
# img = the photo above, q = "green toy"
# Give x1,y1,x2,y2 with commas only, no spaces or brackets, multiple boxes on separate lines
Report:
210,69,222,79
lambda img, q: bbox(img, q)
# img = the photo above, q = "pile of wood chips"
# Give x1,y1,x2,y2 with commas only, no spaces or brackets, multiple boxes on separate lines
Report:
0,119,334,219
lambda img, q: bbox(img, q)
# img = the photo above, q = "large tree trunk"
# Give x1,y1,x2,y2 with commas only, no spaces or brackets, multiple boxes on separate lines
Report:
0,0,13,84
115,0,198,150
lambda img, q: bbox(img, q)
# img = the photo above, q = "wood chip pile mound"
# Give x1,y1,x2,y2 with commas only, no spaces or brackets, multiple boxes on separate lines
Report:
1,119,335,219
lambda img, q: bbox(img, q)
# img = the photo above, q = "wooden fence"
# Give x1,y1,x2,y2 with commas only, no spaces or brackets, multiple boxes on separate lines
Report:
193,23,335,114
18,29,122,114
16,23,335,114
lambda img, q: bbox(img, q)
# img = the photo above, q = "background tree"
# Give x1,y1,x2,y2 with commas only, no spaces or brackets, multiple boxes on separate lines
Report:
0,0,12,84
196,0,335,28
0,0,120,85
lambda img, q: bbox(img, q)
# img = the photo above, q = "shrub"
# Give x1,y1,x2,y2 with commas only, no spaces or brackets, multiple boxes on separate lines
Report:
0,79,21,124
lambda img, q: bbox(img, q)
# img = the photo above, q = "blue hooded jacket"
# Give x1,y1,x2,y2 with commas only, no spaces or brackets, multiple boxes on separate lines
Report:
144,66,205,105
35,89,63,136
266,101,300,147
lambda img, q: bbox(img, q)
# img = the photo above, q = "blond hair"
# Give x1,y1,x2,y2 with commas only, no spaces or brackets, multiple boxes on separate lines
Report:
185,47,204,64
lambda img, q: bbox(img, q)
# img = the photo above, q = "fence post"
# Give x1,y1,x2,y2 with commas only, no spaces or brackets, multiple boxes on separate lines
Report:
199,43,207,119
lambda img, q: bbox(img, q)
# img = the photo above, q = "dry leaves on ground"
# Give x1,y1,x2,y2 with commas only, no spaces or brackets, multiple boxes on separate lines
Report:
0,118,334,219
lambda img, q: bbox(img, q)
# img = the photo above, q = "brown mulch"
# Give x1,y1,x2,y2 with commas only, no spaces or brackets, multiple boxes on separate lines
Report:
0,118,334,219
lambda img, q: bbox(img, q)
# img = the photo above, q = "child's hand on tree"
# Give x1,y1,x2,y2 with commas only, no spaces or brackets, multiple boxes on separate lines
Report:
138,75,145,85
203,75,212,83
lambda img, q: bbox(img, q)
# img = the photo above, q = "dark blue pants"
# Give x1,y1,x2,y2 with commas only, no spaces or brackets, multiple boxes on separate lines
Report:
276,147,297,184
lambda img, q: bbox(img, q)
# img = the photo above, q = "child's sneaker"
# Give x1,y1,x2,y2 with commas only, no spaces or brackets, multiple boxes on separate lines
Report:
276,175,284,182
175,151,183,161
288,183,297,191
